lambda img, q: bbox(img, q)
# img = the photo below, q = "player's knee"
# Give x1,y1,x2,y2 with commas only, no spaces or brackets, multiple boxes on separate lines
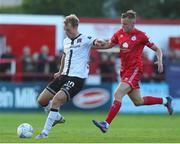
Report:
37,93,49,107
134,102,141,106
114,88,127,100
114,91,123,101
133,100,144,106
37,96,47,107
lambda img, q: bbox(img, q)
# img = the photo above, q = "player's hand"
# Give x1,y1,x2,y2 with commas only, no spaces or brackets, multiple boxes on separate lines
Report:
94,39,106,47
54,72,61,78
154,61,163,73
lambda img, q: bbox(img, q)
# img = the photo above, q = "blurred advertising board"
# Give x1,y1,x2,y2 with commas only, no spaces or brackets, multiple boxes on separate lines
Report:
62,84,112,111
166,63,180,98
0,82,46,111
1,82,179,113
0,82,112,111
112,82,180,113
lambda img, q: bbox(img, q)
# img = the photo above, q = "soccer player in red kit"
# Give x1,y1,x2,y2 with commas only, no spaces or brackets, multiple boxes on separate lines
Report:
92,10,173,133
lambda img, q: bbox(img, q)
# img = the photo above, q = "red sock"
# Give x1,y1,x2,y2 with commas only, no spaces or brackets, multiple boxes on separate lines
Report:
106,100,121,124
143,96,163,105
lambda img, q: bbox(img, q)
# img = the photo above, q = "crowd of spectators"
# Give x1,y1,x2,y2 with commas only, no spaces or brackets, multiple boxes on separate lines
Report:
21,45,63,81
0,45,170,83
0,45,63,81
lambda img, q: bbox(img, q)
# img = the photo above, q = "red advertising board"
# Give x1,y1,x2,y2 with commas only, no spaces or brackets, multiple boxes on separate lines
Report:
0,24,56,57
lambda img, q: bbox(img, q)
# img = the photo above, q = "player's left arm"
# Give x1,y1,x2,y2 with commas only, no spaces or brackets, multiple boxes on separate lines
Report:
149,45,163,73
143,32,163,73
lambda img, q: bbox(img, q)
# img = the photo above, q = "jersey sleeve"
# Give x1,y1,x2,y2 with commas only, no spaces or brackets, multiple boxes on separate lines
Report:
111,31,119,45
87,35,96,48
142,33,154,48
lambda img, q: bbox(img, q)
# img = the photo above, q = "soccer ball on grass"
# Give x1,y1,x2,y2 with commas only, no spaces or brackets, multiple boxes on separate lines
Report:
17,123,34,138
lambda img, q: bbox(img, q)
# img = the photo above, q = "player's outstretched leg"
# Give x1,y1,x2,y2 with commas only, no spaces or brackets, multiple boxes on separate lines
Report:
142,95,173,115
92,120,109,133
43,100,66,124
92,83,129,133
36,109,64,139
92,100,121,133
164,96,173,115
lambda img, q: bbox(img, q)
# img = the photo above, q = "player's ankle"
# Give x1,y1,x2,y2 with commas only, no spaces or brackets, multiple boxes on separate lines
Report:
56,113,62,120
105,121,110,127
162,97,167,105
42,130,48,135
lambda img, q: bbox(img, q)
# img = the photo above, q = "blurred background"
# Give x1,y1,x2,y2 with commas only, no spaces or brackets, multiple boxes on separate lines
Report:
0,0,180,113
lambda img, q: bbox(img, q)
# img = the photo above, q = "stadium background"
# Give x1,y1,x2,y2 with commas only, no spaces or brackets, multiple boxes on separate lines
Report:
0,0,180,143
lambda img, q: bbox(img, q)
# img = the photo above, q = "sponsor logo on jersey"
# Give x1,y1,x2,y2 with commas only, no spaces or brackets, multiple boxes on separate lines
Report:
72,88,110,109
87,36,92,39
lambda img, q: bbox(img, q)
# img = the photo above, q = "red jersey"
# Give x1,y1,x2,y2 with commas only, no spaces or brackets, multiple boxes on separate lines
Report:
111,28,154,71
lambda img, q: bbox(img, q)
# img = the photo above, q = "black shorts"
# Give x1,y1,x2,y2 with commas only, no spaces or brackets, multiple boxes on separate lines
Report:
46,75,85,101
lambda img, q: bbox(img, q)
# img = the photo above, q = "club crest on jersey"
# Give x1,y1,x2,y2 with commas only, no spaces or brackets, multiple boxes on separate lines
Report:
77,38,82,43
122,42,128,48
131,36,136,41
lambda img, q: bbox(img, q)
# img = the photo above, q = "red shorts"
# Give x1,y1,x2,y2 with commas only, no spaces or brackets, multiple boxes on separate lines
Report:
120,67,142,90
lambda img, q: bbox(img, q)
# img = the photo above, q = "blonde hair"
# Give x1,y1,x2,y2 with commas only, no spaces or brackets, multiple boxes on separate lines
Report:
121,10,136,19
64,14,79,28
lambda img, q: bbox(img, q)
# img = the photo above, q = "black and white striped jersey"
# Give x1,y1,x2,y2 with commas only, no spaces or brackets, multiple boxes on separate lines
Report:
61,34,95,78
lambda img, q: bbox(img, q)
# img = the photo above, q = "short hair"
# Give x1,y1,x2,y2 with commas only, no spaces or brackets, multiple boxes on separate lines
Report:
121,10,136,19
64,14,79,28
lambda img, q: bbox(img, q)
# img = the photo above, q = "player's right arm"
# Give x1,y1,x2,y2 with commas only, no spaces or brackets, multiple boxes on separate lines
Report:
94,39,116,49
54,53,65,78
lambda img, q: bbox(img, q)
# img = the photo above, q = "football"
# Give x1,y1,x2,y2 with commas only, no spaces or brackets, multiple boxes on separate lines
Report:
17,123,34,138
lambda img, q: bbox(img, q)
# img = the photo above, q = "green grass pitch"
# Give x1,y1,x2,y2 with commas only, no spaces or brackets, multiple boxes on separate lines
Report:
0,112,180,143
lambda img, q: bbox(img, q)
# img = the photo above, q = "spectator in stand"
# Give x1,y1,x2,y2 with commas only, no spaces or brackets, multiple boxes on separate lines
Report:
0,45,15,73
89,49,100,75
0,45,15,81
21,46,34,81
37,45,49,73
49,50,64,73
109,53,117,82
1,45,15,59
36,45,50,81
32,52,39,72
99,53,116,82
22,46,34,73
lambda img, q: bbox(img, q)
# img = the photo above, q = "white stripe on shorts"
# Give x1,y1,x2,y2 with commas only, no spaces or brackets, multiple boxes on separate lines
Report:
128,67,139,83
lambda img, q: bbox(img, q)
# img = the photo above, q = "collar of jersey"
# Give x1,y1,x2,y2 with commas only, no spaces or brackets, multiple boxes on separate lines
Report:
122,28,136,34
70,34,82,41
